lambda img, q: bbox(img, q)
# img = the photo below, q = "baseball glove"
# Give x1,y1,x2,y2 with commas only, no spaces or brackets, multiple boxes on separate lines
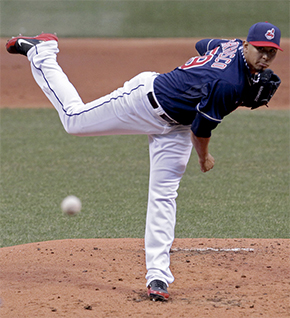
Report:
242,69,281,109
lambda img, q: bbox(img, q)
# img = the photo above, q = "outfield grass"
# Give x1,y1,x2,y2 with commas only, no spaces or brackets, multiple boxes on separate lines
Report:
1,0,289,38
0,108,289,247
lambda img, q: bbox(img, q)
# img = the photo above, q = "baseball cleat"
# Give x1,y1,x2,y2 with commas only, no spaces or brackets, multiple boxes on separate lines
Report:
147,279,169,301
6,33,58,56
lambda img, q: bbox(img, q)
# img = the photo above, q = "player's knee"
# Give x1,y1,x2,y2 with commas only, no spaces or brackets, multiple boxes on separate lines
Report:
64,126,83,136
61,121,82,136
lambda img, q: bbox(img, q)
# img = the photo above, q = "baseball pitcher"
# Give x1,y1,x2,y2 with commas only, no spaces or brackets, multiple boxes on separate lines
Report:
6,21,282,301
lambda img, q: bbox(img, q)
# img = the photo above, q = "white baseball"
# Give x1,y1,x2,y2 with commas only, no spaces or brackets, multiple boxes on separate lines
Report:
61,195,82,216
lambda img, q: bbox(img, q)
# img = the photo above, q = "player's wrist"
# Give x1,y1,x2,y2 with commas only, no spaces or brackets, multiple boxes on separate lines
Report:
198,153,209,163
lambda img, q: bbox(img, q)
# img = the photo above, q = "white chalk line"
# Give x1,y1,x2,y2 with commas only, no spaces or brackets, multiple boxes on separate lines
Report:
170,247,255,252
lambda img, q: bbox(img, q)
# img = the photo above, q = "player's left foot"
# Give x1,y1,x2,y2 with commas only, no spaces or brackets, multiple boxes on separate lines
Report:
6,33,58,56
147,279,169,301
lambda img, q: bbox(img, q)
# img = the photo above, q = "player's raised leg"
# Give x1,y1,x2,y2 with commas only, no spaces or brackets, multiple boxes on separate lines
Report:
6,35,171,137
6,34,86,132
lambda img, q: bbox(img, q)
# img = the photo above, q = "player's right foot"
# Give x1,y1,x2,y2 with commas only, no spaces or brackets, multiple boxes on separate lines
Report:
147,279,169,301
6,33,58,56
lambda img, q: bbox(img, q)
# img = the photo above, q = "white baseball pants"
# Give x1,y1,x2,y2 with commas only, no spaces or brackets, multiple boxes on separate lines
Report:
27,40,193,286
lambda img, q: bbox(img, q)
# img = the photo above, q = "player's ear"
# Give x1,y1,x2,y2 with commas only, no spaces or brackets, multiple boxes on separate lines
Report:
243,41,249,54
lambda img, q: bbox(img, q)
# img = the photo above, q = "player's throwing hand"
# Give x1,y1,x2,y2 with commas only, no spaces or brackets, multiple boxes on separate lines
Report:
199,153,215,173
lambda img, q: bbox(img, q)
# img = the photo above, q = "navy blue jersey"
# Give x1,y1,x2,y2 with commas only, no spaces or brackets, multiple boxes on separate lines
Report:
153,38,252,137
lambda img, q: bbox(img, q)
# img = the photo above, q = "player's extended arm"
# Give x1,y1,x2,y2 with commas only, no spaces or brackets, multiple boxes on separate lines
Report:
191,131,215,173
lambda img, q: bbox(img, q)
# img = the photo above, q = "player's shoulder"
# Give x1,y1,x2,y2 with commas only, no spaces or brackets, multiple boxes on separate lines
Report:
195,38,243,56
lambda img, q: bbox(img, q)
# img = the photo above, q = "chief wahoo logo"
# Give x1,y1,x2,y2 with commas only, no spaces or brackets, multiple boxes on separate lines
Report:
265,28,275,40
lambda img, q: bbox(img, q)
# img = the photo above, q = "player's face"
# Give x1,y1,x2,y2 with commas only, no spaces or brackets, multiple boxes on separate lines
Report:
243,41,277,74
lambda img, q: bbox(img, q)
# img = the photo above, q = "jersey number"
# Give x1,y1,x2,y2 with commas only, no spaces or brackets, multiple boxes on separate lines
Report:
180,47,219,69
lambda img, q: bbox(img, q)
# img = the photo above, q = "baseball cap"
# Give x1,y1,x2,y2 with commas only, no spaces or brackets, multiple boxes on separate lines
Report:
247,22,283,51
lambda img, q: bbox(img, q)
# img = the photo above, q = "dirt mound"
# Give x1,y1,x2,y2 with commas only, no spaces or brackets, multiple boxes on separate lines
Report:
0,238,289,317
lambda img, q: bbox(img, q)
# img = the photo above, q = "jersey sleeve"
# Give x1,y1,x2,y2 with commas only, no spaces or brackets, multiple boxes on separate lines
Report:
191,80,239,137
195,39,229,56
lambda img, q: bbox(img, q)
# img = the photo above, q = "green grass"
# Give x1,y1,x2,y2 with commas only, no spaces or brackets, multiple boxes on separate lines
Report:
177,110,290,238
0,108,289,247
1,0,289,38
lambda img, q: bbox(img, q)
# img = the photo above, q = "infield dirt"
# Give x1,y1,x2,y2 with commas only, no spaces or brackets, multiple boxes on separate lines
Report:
1,38,289,109
0,38,289,317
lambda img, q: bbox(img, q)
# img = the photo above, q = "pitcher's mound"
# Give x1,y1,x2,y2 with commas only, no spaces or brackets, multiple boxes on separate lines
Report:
0,238,289,317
